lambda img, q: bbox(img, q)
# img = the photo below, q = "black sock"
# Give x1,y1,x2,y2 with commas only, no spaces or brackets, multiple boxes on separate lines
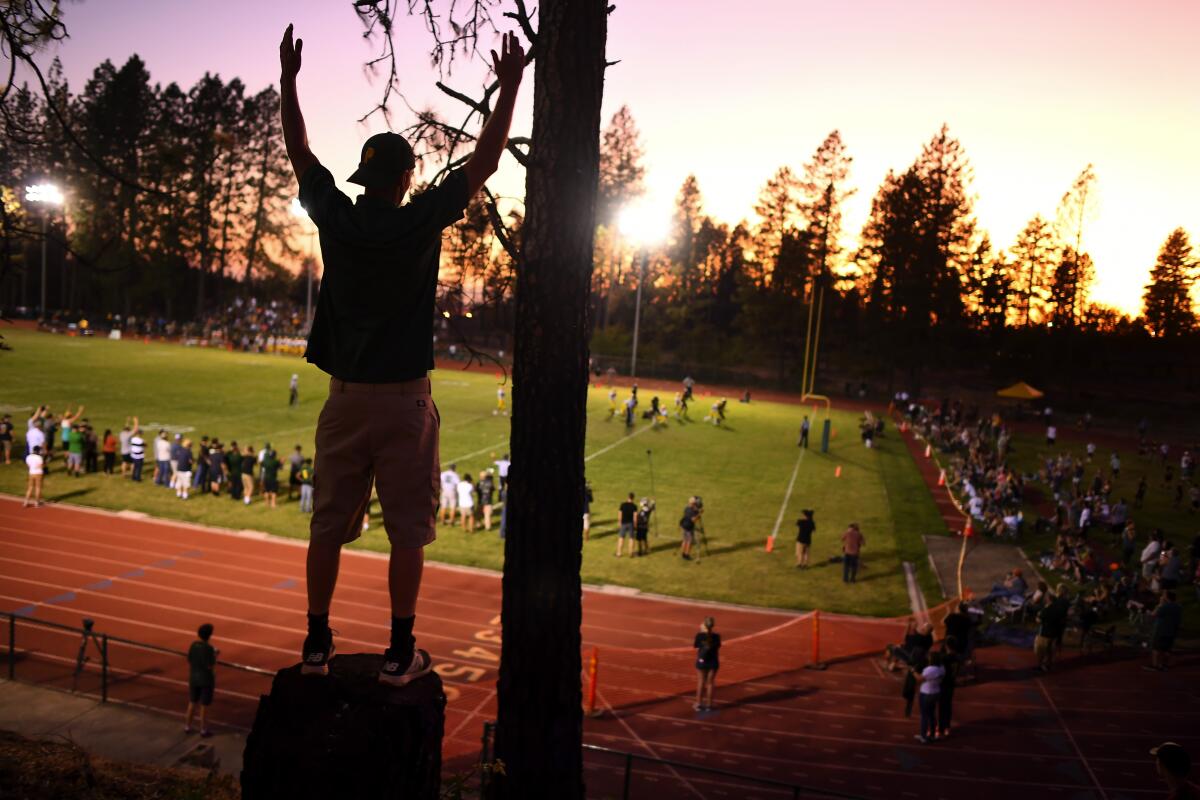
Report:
307,612,329,636
390,615,415,659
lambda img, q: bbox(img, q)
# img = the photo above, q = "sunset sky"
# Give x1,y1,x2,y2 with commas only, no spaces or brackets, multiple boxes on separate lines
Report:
48,0,1199,314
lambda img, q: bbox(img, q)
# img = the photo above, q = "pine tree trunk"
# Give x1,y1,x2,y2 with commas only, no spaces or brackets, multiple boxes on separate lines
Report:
491,1,607,797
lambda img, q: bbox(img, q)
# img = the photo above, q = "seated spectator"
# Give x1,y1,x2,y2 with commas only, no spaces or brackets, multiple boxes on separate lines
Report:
980,568,1027,603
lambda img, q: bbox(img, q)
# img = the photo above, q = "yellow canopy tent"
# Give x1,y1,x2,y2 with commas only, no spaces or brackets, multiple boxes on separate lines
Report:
996,381,1044,400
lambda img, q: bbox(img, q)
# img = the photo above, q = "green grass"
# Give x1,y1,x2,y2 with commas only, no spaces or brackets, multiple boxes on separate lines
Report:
0,327,946,616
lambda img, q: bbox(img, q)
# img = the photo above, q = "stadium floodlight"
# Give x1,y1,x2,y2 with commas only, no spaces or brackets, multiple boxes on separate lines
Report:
25,183,64,206
25,183,63,322
617,202,668,379
618,203,668,248
291,198,317,330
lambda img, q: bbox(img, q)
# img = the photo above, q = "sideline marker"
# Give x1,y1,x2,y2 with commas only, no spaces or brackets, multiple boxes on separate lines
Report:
963,518,975,538
834,465,842,478
765,535,775,553
805,610,828,671
584,647,601,717
937,469,945,486
924,443,932,458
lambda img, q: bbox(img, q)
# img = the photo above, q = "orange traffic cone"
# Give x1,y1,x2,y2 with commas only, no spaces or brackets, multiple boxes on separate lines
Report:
835,465,842,478
937,469,946,486
964,518,975,538
924,443,932,458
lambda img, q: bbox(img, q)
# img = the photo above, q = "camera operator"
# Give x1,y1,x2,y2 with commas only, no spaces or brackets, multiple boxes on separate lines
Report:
635,497,655,556
680,496,702,561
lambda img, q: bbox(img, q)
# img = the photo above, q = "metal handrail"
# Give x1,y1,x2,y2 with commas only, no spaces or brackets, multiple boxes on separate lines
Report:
4,612,275,696
479,721,868,800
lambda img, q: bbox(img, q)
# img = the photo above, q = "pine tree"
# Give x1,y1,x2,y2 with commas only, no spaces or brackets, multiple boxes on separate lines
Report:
752,166,800,285
1142,228,1196,337
596,104,645,228
798,130,853,279
1008,214,1058,326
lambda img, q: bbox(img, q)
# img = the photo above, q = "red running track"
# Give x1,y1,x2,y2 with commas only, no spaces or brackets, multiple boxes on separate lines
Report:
1,496,1196,799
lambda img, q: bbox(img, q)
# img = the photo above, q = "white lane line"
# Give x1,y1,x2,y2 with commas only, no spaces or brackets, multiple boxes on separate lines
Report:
1036,678,1111,800
767,448,806,545
584,424,652,463
903,562,928,622
445,438,509,465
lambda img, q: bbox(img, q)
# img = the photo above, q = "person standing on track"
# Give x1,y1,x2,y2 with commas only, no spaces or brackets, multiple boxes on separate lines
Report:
280,23,526,684
23,445,45,507
185,623,217,738
693,616,720,711
911,651,944,744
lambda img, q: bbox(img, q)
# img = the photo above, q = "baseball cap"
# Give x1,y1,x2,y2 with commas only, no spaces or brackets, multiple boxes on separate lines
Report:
347,132,416,188
1151,742,1191,776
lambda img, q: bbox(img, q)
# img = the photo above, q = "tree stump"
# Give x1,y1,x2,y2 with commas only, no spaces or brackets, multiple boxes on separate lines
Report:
241,653,444,799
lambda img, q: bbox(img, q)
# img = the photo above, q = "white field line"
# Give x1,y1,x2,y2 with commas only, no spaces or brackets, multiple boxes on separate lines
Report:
583,423,652,463
768,448,806,543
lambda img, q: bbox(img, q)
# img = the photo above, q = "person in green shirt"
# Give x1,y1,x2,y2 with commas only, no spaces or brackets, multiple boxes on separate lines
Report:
298,458,315,513
261,449,281,508
185,623,217,737
67,426,85,477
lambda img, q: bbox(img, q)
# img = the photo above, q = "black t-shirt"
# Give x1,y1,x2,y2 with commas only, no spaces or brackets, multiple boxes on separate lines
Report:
694,632,721,669
635,507,652,531
176,449,193,472
680,505,699,531
796,518,815,543
943,611,971,647
241,455,255,476
299,164,470,382
619,501,637,524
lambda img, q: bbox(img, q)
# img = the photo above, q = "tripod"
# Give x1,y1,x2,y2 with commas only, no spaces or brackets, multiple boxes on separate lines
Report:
645,449,660,539
73,618,106,691
694,519,710,559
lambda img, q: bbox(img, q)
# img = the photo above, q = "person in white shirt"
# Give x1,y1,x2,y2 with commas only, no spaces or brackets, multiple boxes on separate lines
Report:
912,651,946,743
154,431,173,487
439,464,460,524
1046,425,1057,446
493,453,511,492
1141,532,1164,579
119,422,134,477
24,445,45,507
129,418,146,482
25,420,46,458
456,473,475,532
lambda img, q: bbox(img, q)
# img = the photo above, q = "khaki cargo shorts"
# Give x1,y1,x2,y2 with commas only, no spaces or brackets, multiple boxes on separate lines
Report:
311,377,439,549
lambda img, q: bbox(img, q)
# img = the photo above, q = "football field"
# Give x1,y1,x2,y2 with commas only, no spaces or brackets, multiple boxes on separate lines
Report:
0,327,943,615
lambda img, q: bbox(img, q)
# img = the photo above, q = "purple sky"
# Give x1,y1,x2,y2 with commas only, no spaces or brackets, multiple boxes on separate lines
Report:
45,0,1200,313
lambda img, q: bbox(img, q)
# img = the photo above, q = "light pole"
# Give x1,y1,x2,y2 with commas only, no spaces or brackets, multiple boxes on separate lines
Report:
24,183,63,322
618,204,666,380
291,198,317,331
